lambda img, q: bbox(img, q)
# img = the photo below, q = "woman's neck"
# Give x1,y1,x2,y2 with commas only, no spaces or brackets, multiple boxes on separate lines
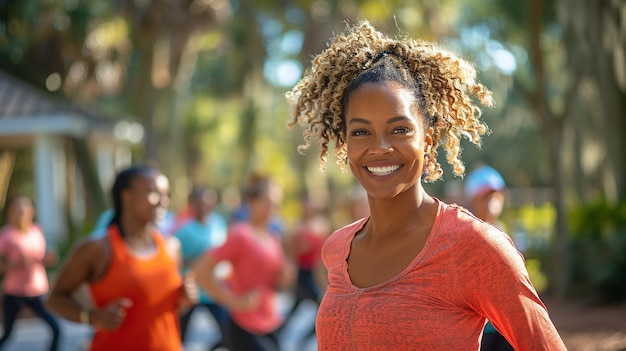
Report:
12,223,30,233
118,216,151,239
365,187,436,241
194,214,207,224
116,218,156,253
250,219,270,236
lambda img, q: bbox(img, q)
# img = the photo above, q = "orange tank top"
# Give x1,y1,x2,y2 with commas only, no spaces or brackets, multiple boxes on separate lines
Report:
88,226,183,351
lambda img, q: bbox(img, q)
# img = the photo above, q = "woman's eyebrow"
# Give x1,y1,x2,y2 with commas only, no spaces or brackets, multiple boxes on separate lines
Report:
348,116,410,125
348,117,370,125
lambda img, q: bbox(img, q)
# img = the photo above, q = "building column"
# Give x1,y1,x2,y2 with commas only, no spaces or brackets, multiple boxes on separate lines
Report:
95,141,115,191
33,135,67,244
95,141,132,193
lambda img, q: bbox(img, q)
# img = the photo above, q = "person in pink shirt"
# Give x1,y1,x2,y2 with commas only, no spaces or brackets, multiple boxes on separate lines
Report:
193,173,293,351
286,20,566,350
0,196,60,351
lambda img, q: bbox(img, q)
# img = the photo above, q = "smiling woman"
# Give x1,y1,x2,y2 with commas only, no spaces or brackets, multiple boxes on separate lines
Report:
286,20,567,350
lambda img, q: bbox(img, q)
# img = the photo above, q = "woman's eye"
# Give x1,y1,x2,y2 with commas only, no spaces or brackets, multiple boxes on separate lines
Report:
350,129,368,136
393,127,411,134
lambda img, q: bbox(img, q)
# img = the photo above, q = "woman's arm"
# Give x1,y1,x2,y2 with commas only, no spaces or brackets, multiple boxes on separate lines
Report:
462,225,567,350
45,239,131,330
165,236,198,310
42,251,58,267
192,253,259,312
165,235,183,268
275,259,296,292
0,242,27,271
0,255,9,273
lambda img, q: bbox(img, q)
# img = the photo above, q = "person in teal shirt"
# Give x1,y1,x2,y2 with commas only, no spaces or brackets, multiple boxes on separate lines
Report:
175,186,229,350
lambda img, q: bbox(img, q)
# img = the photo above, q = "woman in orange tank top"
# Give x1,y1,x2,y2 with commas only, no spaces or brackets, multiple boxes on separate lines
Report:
46,165,197,351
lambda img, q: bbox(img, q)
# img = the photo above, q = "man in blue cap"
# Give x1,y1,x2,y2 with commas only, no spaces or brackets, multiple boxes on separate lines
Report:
465,165,507,229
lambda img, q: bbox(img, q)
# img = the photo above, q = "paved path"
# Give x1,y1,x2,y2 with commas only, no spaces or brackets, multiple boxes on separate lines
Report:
1,293,318,351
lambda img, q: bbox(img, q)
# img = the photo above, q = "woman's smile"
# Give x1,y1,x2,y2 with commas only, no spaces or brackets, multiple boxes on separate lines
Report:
365,164,403,177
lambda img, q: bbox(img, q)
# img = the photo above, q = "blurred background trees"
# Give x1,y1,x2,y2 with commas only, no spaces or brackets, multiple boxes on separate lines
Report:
1,0,625,302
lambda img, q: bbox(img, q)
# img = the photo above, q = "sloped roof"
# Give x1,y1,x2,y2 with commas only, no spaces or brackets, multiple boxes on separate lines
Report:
0,70,64,117
0,70,132,148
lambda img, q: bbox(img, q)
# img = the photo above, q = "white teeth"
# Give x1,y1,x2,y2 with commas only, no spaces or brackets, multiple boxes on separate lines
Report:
366,165,400,176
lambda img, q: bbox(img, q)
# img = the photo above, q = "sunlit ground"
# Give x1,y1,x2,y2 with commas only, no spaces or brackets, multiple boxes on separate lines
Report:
4,293,626,351
184,293,319,351
0,292,318,351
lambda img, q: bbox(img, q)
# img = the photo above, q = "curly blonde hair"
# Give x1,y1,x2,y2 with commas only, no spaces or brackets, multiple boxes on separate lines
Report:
286,20,494,182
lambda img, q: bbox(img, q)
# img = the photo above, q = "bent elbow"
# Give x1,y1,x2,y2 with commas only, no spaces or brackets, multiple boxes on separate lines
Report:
43,294,55,312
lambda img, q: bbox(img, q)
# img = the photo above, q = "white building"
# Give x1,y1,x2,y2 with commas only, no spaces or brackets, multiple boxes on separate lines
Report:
0,70,143,244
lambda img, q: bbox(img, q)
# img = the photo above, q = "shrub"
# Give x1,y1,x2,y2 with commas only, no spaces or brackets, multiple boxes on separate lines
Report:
568,201,626,303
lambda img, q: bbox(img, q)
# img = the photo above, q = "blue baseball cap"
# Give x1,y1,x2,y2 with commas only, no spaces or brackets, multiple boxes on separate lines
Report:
465,166,505,199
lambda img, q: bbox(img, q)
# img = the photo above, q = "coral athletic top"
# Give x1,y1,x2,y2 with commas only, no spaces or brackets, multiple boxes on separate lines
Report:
317,199,567,351
89,226,183,351
0,224,49,297
209,222,285,334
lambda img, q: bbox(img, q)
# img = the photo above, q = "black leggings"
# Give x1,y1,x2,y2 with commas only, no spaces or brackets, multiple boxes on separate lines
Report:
280,268,319,341
226,318,279,351
179,302,229,345
0,294,60,351
480,331,514,351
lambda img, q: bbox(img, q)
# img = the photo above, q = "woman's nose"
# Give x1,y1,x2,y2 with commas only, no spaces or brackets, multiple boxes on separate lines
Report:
371,134,393,153
148,192,170,208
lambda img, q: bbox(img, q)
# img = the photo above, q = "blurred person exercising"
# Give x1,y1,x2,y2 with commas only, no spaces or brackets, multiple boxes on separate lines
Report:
175,186,229,350
46,164,196,351
465,165,506,229
465,165,514,351
0,196,60,351
193,173,293,351
280,194,329,347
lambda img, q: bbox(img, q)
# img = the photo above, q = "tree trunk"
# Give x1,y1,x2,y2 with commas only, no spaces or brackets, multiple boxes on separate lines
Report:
72,137,107,219
590,1,626,199
525,0,571,299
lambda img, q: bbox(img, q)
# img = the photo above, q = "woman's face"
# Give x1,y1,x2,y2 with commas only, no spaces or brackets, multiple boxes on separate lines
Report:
471,189,505,223
249,183,282,225
123,172,170,226
191,190,216,219
9,197,34,229
345,81,429,200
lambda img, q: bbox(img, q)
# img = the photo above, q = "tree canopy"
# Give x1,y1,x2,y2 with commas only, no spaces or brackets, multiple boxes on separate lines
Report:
1,0,625,299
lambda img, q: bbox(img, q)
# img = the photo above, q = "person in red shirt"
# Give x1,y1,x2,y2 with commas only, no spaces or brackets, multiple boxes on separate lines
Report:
286,20,566,350
0,196,60,351
46,164,197,351
280,194,329,347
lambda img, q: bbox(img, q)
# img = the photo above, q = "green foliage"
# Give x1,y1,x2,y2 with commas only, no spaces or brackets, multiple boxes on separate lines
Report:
569,201,626,240
525,257,548,293
568,200,626,303
500,203,554,293
2,1,624,306
501,203,555,251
